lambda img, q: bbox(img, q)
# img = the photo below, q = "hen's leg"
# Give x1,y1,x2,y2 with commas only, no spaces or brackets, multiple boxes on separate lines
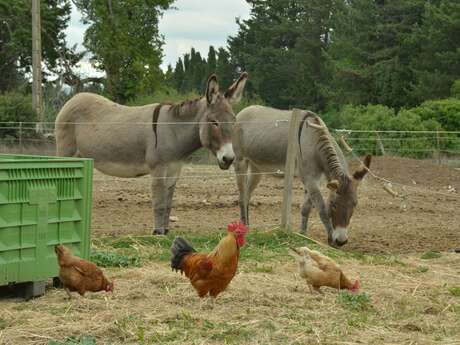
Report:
64,287,72,299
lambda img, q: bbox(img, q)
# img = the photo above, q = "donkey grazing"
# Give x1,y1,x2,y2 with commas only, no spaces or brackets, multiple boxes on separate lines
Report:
233,106,371,247
55,73,248,235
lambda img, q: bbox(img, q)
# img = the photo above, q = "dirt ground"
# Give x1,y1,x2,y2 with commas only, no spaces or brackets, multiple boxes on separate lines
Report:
92,156,460,254
1,156,460,345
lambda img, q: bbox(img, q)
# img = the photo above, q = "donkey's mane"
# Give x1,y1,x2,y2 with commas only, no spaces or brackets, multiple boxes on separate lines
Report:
309,115,348,182
169,97,202,118
151,97,203,148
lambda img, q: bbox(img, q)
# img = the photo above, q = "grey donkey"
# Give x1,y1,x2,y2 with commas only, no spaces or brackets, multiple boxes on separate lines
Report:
233,105,371,247
55,73,248,235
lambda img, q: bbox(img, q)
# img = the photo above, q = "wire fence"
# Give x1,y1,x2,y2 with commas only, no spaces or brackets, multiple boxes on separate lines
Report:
0,119,459,235
1,120,460,161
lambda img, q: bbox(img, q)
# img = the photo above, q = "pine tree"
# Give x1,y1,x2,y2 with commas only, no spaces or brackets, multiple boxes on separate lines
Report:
327,0,426,108
207,46,217,76
409,0,460,102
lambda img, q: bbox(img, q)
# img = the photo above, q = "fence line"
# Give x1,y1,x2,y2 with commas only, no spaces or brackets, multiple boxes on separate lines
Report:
1,120,460,134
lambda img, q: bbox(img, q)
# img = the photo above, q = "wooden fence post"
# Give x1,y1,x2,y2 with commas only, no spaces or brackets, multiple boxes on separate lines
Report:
436,130,441,165
375,131,385,156
281,108,302,230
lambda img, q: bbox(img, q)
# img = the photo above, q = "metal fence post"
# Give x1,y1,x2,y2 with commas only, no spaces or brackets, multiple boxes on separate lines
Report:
281,108,302,230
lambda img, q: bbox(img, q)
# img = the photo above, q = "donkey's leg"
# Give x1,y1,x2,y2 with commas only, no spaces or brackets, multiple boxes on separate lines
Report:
234,159,249,224
306,184,334,245
151,165,169,235
245,164,263,226
300,189,313,234
163,162,183,234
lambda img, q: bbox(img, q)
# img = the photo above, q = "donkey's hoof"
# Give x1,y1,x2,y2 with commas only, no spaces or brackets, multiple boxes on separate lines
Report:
153,228,169,236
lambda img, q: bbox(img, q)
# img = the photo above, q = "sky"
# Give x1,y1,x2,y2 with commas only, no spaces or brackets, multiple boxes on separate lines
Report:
65,0,251,76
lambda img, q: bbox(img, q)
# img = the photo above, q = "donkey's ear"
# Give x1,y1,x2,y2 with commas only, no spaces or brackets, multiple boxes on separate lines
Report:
224,72,248,104
327,179,340,191
353,155,372,180
205,74,220,105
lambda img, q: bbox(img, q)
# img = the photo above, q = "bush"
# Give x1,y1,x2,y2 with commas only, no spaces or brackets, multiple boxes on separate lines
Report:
325,103,452,158
409,98,460,132
0,92,38,140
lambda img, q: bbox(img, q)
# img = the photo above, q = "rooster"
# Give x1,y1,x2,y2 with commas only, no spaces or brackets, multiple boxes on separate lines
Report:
289,246,359,294
170,222,249,300
55,244,114,298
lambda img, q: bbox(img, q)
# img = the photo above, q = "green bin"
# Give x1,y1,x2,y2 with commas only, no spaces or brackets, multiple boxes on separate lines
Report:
0,154,93,297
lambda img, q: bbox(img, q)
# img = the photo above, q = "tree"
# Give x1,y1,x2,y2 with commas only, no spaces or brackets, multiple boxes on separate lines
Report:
409,0,460,103
74,0,174,103
228,0,339,110
327,0,426,109
173,58,185,92
207,45,217,76
0,0,72,92
216,48,233,90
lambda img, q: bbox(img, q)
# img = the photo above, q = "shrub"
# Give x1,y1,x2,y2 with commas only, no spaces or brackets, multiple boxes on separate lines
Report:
325,103,451,158
0,92,38,140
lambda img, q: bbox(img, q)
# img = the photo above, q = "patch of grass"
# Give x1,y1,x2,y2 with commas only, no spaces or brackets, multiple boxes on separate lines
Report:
0,318,9,330
90,250,141,268
414,266,429,273
337,291,373,311
48,336,96,345
242,263,274,274
448,287,460,297
421,250,442,260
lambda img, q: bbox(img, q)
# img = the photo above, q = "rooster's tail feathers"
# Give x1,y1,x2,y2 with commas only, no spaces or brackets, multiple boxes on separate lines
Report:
170,237,196,271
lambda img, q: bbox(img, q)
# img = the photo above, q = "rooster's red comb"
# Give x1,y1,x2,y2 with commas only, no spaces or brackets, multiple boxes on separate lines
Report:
227,221,249,233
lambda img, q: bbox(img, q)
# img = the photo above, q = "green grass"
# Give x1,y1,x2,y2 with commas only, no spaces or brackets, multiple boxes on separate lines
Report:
421,251,442,260
337,291,373,311
90,250,141,268
93,229,412,269
448,287,460,297
414,266,430,273
48,336,96,345
0,317,9,330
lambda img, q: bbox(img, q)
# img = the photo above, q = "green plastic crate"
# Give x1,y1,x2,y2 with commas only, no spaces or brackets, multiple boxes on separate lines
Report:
0,154,93,288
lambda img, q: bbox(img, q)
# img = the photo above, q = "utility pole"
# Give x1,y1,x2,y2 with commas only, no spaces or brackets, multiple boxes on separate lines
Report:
32,0,43,133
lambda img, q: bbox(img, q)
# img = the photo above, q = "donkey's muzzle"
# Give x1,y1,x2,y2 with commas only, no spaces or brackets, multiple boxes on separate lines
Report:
216,143,235,170
218,156,234,170
331,227,348,247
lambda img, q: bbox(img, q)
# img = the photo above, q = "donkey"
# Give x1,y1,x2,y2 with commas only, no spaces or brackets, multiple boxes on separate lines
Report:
233,105,371,247
55,73,248,235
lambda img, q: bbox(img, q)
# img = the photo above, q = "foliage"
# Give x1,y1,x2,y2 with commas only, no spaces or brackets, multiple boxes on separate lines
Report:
168,46,236,94
90,250,141,268
228,0,339,110
409,1,460,103
0,0,73,91
327,0,426,109
326,104,441,158
451,80,460,99
74,0,174,103
0,92,39,139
